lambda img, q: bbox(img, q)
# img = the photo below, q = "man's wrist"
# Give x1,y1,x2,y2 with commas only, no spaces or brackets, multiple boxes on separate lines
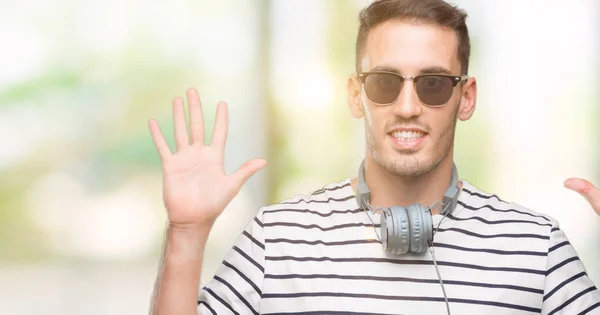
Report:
164,224,212,262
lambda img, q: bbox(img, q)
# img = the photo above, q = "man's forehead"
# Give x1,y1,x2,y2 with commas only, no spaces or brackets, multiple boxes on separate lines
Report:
360,21,461,73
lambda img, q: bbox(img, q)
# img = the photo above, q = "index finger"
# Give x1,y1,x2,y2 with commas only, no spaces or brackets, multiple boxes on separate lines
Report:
148,119,172,161
210,101,228,149
564,178,600,215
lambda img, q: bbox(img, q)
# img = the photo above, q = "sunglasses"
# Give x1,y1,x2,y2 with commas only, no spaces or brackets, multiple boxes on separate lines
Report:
357,71,469,106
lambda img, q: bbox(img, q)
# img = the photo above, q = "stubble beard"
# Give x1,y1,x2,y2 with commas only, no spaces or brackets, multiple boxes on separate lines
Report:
366,107,459,178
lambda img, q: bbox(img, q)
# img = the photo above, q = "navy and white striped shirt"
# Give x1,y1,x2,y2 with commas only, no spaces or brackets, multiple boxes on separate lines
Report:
197,179,600,314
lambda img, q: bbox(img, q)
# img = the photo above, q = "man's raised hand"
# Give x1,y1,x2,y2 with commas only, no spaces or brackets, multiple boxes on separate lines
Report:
148,88,267,231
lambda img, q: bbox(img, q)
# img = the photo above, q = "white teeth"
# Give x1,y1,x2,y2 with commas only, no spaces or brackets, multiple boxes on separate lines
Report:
392,131,424,141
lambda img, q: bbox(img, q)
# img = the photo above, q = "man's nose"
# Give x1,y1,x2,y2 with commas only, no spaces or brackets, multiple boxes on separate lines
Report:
392,81,422,119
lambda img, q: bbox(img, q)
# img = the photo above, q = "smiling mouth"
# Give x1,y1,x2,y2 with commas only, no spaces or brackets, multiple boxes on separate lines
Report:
390,130,427,141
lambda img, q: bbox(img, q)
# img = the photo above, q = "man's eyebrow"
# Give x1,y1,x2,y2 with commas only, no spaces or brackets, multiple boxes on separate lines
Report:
366,65,454,75
419,66,453,75
368,65,400,73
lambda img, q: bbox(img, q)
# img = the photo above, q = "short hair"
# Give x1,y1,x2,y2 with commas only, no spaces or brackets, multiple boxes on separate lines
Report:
355,0,471,75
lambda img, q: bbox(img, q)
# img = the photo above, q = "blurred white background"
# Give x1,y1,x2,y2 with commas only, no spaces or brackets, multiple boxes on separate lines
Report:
0,0,598,314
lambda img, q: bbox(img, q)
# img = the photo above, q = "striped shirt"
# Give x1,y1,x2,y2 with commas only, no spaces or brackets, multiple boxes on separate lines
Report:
197,179,600,315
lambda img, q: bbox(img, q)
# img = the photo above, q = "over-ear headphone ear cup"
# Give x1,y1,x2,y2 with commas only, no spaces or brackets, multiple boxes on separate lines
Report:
389,206,410,255
380,210,392,251
406,204,433,253
391,208,401,254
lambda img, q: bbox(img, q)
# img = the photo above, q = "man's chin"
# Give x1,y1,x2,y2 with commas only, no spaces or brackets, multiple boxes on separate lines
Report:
375,154,424,177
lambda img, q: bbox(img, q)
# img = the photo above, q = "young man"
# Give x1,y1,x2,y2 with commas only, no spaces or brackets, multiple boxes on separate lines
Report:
148,0,600,314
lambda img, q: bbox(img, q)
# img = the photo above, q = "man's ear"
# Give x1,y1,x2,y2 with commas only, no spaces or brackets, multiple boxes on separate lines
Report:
457,77,477,121
347,75,364,118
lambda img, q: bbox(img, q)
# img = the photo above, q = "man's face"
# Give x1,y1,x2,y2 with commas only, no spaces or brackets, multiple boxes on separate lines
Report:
356,21,470,177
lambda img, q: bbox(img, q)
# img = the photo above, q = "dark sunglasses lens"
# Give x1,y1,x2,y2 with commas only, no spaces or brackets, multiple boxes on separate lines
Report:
364,73,402,104
415,75,454,106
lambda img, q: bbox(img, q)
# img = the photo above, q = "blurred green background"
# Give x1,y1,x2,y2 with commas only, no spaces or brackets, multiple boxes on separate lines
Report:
1,0,598,314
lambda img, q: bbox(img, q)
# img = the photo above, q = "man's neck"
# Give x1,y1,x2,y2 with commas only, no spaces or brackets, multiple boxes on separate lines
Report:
352,155,457,216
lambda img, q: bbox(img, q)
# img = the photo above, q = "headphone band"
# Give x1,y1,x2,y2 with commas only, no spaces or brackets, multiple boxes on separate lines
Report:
356,159,460,215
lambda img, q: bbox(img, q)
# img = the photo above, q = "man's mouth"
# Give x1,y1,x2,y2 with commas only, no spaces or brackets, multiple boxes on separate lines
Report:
390,130,427,142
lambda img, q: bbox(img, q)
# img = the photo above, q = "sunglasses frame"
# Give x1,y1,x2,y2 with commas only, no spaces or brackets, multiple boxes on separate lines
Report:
356,71,470,107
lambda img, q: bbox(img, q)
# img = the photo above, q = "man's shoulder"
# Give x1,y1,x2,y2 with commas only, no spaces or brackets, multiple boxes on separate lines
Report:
260,178,355,212
459,180,558,227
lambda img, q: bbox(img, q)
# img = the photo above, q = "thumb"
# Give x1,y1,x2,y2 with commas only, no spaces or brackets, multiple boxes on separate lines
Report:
564,177,600,215
230,158,267,190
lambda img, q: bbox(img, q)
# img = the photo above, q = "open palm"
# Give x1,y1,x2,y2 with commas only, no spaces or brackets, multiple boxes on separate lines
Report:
148,88,266,229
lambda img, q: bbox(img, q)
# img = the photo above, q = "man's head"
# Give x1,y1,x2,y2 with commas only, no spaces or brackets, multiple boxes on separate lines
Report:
347,0,477,177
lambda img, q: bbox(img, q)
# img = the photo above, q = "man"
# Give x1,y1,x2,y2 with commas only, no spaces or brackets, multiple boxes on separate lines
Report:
147,0,600,314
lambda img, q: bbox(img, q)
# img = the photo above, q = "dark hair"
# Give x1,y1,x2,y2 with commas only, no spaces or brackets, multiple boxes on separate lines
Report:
355,0,470,75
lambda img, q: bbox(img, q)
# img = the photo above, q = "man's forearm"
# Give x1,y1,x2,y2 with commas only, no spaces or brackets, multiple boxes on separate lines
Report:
149,225,212,315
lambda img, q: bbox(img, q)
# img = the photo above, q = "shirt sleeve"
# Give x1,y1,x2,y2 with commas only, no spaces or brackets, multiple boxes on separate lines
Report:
197,208,266,315
541,220,600,315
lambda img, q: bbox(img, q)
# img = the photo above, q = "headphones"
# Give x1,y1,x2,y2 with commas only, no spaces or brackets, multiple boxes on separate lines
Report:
356,159,460,255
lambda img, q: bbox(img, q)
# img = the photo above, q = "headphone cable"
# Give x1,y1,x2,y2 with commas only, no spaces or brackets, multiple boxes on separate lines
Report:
430,206,452,315
362,196,383,243
429,243,451,315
